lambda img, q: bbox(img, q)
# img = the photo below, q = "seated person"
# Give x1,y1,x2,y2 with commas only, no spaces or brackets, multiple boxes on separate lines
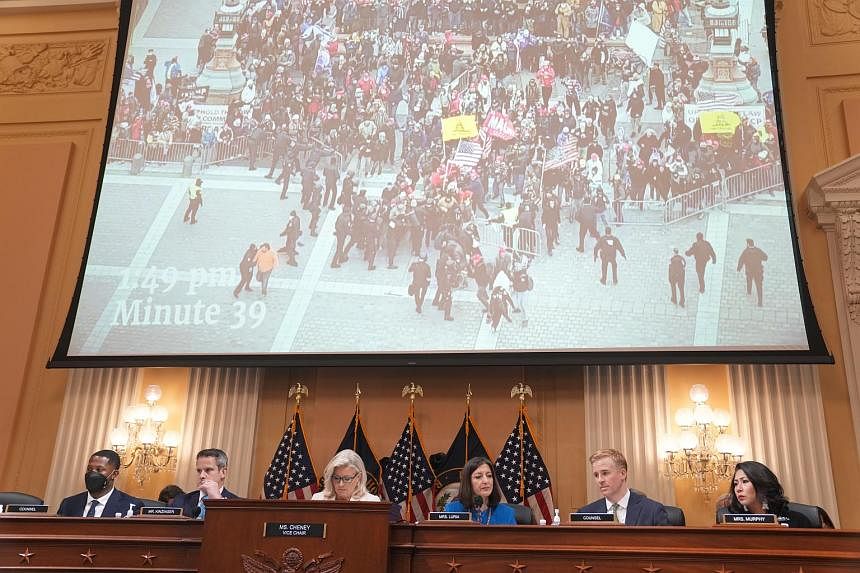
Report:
158,484,185,506
719,460,817,528
443,456,517,525
57,449,141,517
577,448,669,525
312,449,380,501
173,448,239,519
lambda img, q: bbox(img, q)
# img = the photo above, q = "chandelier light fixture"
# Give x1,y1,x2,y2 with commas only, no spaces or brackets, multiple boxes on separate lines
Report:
661,384,745,496
109,385,179,485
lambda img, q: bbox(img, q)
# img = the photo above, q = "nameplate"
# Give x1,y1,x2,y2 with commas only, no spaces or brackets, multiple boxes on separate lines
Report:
428,512,471,521
263,522,326,538
140,506,183,517
2,504,48,513
721,513,778,525
570,512,616,524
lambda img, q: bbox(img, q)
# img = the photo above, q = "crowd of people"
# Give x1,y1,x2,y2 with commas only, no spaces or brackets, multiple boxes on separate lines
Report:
119,0,781,325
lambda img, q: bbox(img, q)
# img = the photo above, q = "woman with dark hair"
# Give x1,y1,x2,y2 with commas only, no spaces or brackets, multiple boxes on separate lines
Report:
722,461,815,528
443,457,517,525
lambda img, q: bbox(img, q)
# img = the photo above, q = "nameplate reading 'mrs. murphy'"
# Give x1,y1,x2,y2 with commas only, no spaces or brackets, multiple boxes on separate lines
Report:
264,523,327,538
569,513,615,524
722,513,778,525
3,504,49,513
140,506,183,517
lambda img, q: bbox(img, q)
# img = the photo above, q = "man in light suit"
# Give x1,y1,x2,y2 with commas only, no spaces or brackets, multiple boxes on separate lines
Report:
57,449,141,517
576,448,669,525
172,448,239,519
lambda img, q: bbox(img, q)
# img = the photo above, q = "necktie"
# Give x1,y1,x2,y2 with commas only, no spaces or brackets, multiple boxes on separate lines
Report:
86,500,99,518
610,503,620,523
197,495,207,520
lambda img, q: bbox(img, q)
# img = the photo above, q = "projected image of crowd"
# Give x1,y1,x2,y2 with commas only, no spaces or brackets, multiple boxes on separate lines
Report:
105,0,798,352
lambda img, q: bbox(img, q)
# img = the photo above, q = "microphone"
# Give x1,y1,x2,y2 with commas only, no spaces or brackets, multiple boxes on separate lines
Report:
473,495,483,508
190,505,202,519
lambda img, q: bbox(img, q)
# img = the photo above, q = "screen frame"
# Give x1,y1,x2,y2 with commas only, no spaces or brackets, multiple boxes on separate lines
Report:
48,0,832,368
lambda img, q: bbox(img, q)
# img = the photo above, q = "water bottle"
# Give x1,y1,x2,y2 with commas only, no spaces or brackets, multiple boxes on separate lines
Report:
552,508,561,526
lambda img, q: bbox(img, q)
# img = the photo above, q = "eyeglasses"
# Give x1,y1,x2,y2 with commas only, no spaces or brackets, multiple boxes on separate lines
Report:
331,473,359,484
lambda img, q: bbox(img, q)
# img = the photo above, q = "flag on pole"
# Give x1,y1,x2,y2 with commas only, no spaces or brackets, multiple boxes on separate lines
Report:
543,142,578,171
263,408,320,500
493,407,555,524
450,140,484,168
694,91,742,111
435,412,491,490
335,412,385,500
383,416,436,521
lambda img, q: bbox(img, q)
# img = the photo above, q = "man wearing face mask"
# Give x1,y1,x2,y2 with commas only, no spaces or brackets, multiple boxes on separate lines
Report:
57,449,141,517
172,448,239,519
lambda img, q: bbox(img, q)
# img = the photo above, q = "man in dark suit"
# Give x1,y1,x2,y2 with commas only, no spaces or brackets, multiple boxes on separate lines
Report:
57,449,141,517
576,448,669,526
173,448,239,519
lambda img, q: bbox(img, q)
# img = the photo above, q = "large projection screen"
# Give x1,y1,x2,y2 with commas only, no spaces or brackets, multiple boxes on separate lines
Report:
51,0,830,366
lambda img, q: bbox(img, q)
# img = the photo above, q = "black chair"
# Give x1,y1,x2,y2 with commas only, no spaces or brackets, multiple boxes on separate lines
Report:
0,492,43,507
664,505,686,526
136,498,166,508
785,502,823,528
502,503,534,525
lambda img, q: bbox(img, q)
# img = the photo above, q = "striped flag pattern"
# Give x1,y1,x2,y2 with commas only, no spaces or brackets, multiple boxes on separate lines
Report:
543,142,578,171
450,140,484,168
383,417,436,522
263,410,320,500
494,408,555,524
695,91,742,111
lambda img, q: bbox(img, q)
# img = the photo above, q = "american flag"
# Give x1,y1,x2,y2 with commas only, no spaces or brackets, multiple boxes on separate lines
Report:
695,91,742,111
493,408,555,524
543,142,578,171
450,140,484,168
383,417,436,522
263,410,320,500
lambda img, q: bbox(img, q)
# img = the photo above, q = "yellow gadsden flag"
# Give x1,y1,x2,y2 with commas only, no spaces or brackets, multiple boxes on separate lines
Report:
441,115,479,141
699,110,741,135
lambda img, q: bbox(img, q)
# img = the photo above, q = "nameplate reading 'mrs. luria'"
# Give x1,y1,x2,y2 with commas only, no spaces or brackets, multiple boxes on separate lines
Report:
264,523,326,538
428,512,471,521
140,506,183,517
2,505,49,513
722,513,778,525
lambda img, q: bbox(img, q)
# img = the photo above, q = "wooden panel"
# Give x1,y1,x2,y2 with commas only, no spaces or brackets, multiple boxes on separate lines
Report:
0,515,202,571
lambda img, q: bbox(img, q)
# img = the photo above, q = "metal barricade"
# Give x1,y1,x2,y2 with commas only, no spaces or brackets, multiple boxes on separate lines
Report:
143,140,201,165
663,181,723,223
107,138,145,162
724,162,783,202
613,200,667,226
475,220,542,258
203,136,249,167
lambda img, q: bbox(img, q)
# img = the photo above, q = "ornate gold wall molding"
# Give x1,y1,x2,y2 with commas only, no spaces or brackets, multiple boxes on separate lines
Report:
0,39,108,94
809,0,860,44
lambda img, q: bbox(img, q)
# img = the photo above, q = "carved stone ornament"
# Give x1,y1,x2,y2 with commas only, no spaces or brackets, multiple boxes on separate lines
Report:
241,548,344,573
812,0,860,39
806,153,860,324
0,40,107,94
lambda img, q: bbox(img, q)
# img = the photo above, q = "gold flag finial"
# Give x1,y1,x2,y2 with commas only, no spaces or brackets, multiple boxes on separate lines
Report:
510,381,533,403
288,382,309,406
354,382,362,406
465,384,473,407
401,382,424,405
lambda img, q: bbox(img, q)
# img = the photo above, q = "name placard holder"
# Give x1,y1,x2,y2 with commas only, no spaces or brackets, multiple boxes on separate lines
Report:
264,522,326,538
569,513,617,525
427,512,472,522
140,506,184,517
720,513,779,526
2,505,49,514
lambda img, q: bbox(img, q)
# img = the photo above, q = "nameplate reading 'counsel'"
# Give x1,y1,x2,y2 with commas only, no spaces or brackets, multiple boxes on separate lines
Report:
2,504,48,513
428,512,471,521
569,513,615,524
140,506,183,517
721,513,778,525
264,522,326,538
